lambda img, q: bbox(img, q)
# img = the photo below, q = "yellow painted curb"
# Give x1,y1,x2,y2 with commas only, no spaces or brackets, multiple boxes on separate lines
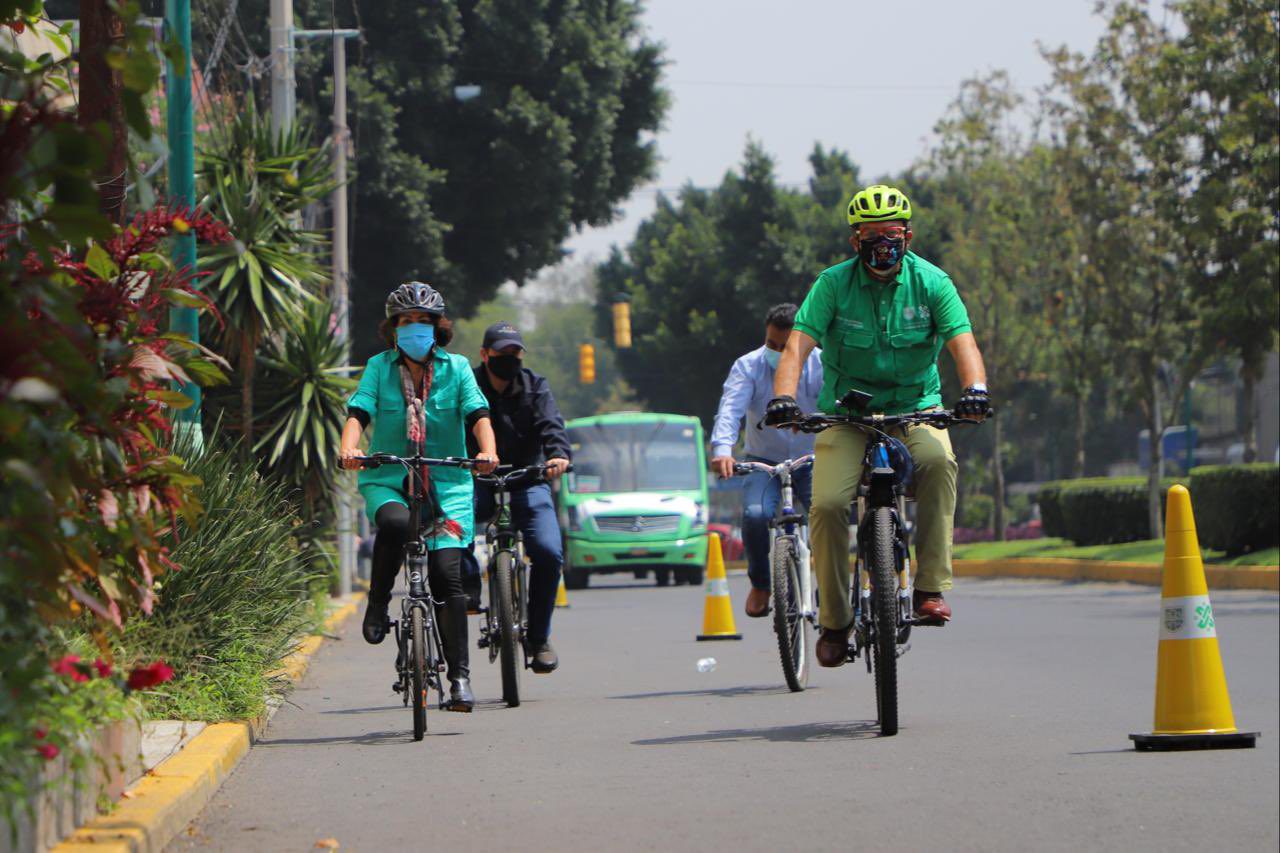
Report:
54,593,365,853
954,559,1278,591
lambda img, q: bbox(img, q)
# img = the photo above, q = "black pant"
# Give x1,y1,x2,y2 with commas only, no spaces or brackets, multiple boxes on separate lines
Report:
371,503,468,680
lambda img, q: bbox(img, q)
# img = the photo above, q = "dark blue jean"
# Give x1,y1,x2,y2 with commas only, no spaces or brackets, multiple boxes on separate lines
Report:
463,481,563,644
741,455,812,591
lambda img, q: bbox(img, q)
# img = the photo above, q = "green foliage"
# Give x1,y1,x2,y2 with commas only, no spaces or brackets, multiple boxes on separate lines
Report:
449,263,638,419
1037,477,1185,546
954,536,1279,567
120,430,324,722
959,493,995,530
220,0,672,359
1189,464,1280,555
597,142,858,426
254,300,358,517
196,98,333,444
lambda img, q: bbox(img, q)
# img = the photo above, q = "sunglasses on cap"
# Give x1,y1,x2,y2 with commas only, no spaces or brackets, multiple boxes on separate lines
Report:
857,225,909,240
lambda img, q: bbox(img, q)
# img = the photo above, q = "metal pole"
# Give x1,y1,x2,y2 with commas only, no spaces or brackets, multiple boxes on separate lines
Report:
269,0,294,136
165,0,202,445
332,34,353,597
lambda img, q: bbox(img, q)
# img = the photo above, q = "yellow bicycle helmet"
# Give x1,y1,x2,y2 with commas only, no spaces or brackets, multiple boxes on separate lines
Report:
847,184,913,225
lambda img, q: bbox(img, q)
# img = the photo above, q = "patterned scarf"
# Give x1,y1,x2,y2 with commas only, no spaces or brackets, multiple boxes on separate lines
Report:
399,356,463,541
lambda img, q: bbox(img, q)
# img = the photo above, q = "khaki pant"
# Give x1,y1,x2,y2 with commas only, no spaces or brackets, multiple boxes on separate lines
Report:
810,422,957,630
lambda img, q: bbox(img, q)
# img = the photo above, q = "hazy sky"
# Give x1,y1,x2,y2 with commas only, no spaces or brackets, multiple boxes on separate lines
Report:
564,0,1111,260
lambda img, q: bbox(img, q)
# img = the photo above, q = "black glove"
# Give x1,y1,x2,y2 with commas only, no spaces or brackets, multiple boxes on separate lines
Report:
764,395,802,427
956,386,992,419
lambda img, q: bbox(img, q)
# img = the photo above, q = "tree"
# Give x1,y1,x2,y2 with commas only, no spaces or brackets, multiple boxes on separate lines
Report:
196,100,334,447
1164,0,1279,461
204,1,668,358
926,72,1046,539
1054,2,1204,537
596,142,858,426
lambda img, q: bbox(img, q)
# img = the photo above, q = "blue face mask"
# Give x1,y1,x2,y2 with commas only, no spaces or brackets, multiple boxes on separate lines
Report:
764,347,782,369
396,322,436,362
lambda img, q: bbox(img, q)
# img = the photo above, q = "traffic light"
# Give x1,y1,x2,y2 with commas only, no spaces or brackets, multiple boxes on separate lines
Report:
611,301,632,348
578,343,596,384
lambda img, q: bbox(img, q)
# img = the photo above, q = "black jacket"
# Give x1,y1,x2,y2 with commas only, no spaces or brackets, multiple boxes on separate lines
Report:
467,365,572,479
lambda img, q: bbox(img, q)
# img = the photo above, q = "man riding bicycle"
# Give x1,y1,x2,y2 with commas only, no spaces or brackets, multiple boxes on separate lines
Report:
710,304,823,619
766,185,991,668
463,322,572,674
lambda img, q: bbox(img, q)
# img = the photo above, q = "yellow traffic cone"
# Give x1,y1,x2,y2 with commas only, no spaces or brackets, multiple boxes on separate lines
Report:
696,533,741,641
555,575,569,608
1131,485,1258,751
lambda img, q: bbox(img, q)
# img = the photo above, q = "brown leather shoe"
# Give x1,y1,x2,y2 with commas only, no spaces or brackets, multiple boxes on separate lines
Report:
745,587,770,618
913,589,952,624
815,624,852,667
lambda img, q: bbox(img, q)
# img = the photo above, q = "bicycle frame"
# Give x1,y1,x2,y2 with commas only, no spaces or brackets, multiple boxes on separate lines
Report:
353,454,476,713
736,456,816,621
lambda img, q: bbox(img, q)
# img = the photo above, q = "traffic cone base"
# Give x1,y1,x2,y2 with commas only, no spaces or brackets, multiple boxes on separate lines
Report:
1130,731,1258,751
697,534,741,641
1130,485,1257,751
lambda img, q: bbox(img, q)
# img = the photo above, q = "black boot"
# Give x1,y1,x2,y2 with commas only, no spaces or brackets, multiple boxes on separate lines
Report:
362,596,390,645
437,595,473,712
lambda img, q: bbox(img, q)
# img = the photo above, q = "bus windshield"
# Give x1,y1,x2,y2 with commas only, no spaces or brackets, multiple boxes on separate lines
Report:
568,421,701,493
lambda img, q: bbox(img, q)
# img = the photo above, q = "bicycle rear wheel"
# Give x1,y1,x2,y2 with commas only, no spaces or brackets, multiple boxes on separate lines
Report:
410,606,428,740
494,551,522,707
869,506,899,736
770,536,810,691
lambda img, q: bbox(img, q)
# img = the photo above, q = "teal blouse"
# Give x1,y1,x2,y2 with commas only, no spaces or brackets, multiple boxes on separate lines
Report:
347,348,489,548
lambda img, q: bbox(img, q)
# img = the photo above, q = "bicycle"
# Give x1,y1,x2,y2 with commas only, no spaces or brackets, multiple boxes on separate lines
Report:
351,453,479,741
732,455,816,692
474,463,571,708
783,389,985,735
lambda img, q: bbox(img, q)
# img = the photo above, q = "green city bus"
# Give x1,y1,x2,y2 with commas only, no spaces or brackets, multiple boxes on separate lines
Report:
559,412,709,589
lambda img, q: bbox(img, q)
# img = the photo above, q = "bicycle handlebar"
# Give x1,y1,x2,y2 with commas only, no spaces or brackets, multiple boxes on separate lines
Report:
347,453,480,470
776,408,986,434
731,455,814,478
474,462,574,486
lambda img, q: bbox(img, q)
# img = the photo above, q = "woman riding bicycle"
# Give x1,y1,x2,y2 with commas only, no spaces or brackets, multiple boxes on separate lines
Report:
338,282,498,712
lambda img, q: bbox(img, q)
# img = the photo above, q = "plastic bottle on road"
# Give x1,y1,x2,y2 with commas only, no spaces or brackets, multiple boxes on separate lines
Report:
696,657,717,673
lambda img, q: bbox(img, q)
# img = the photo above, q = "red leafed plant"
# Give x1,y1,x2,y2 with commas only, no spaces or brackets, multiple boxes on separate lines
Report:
1,204,231,634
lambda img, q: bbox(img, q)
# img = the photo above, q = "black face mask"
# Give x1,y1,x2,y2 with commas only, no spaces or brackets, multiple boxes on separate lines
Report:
488,353,522,381
859,235,905,271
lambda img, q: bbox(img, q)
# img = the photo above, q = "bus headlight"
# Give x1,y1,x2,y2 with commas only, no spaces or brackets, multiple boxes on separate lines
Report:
565,505,583,532
692,502,708,529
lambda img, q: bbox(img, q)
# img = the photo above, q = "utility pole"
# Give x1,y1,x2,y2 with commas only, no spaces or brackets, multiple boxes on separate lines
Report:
269,0,294,137
79,1,127,223
287,25,360,596
165,0,201,443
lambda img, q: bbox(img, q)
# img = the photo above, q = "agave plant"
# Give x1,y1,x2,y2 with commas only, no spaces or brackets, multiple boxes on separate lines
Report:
254,299,357,519
197,98,336,447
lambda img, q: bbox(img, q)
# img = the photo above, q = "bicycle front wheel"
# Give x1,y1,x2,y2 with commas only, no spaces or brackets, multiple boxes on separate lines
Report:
869,506,899,736
410,606,428,740
494,550,522,707
771,536,810,691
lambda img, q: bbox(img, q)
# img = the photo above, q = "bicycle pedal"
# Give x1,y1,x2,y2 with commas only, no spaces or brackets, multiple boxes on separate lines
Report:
477,636,490,649
391,682,403,693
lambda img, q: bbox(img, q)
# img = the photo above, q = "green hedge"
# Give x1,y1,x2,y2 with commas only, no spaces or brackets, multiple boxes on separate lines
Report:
1188,464,1280,556
1037,477,1184,546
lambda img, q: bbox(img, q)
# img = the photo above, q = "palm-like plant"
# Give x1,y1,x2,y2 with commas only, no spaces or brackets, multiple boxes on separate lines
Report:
255,299,357,519
197,99,336,446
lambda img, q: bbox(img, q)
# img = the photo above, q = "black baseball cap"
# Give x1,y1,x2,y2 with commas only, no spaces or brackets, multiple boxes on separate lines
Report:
482,322,525,351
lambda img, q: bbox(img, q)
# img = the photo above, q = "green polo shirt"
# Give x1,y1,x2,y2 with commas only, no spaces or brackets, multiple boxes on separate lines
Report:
347,347,488,546
794,252,972,415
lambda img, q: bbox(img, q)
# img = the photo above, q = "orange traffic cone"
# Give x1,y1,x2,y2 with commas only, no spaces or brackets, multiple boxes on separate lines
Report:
1130,485,1258,751
555,575,569,608
696,533,741,641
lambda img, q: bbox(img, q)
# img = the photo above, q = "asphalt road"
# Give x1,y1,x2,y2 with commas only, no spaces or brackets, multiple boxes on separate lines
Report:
172,574,1279,852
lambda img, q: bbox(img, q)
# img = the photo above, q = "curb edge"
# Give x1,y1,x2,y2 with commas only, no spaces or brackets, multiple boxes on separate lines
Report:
53,593,365,853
